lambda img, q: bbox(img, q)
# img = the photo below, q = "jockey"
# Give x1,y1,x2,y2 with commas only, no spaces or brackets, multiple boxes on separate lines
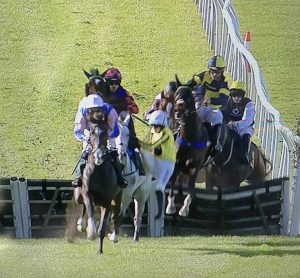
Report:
144,81,177,129
189,55,230,153
101,67,145,176
223,80,255,163
72,82,128,188
139,110,176,219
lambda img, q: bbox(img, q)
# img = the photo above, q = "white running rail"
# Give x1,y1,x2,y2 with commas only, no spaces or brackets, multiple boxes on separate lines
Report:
194,0,300,235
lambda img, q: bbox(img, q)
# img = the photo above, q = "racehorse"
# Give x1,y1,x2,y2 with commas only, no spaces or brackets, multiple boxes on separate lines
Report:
166,85,210,217
109,119,151,242
74,121,122,254
205,126,271,191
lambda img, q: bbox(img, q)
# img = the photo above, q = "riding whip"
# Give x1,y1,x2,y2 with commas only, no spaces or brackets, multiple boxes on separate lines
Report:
132,114,149,126
71,143,90,175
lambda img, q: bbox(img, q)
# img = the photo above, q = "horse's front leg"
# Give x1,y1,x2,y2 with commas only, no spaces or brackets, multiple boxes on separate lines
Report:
178,168,198,217
109,191,123,243
76,203,87,232
98,206,110,255
133,197,147,242
165,167,178,215
82,164,96,240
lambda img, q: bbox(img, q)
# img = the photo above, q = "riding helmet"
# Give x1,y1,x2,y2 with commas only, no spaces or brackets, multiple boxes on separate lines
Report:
104,67,122,80
208,55,226,71
148,110,166,126
85,94,104,109
229,80,247,97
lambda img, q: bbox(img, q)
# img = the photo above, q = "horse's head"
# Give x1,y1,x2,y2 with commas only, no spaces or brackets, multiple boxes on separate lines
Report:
174,86,195,121
89,124,108,165
83,68,108,96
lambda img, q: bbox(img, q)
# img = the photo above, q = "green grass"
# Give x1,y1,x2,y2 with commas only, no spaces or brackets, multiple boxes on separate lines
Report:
234,0,300,129
0,1,298,179
0,0,212,179
1,236,300,277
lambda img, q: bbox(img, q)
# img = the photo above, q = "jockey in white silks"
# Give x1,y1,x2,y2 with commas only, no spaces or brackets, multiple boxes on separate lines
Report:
72,92,127,188
139,110,176,219
222,80,256,163
144,81,177,129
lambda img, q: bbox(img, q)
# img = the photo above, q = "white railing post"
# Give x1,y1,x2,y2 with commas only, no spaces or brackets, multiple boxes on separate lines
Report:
18,178,31,238
290,147,300,235
10,177,23,238
194,0,300,235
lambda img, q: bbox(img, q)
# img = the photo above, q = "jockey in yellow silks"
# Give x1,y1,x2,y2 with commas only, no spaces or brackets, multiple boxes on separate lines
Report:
188,55,231,154
139,110,176,219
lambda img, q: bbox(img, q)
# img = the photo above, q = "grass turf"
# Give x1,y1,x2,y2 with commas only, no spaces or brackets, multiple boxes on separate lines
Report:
1,236,300,277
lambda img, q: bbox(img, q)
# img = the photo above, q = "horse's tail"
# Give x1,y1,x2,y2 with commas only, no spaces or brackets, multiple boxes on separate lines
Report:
259,147,273,176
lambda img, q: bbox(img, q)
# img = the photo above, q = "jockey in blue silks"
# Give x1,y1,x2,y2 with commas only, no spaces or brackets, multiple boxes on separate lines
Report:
72,78,127,188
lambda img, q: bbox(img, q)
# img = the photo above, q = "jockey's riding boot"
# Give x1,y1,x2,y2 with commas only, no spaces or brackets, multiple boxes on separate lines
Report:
72,177,82,188
155,190,163,220
242,134,251,164
212,124,223,153
134,150,146,176
110,153,128,188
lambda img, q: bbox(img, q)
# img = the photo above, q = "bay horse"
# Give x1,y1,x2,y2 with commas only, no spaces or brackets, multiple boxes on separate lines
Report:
109,119,151,242
166,85,210,217
75,120,122,254
205,126,271,191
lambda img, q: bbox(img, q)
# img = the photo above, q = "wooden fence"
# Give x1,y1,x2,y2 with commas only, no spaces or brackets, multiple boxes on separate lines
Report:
0,177,288,238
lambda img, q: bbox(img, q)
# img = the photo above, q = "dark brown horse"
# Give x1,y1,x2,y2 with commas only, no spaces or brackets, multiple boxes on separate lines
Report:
166,85,210,217
76,118,122,254
205,127,271,191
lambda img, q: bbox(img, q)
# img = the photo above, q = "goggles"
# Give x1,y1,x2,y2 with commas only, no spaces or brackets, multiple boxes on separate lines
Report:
209,69,223,75
88,107,102,113
107,80,121,86
230,90,245,98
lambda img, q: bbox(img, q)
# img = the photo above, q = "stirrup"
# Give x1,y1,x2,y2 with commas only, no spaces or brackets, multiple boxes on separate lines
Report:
138,169,146,176
118,178,128,188
72,177,82,188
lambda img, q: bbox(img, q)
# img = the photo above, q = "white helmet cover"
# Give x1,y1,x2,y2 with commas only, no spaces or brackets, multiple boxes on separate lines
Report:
148,110,166,126
85,94,104,109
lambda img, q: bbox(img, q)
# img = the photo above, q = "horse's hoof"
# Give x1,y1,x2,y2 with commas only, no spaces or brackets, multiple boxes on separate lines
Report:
65,237,74,243
166,205,176,215
109,232,119,243
166,196,176,214
76,217,87,233
133,232,140,242
178,206,189,217
178,207,189,217
86,222,96,240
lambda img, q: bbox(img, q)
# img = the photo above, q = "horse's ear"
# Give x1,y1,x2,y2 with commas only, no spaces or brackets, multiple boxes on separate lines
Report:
83,68,92,79
175,74,182,87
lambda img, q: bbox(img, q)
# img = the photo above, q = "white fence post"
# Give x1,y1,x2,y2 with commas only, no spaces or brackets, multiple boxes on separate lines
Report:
18,178,31,238
10,177,23,238
290,147,300,235
9,177,31,238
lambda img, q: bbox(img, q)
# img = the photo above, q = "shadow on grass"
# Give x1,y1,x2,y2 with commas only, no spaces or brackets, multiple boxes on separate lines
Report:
182,246,300,257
